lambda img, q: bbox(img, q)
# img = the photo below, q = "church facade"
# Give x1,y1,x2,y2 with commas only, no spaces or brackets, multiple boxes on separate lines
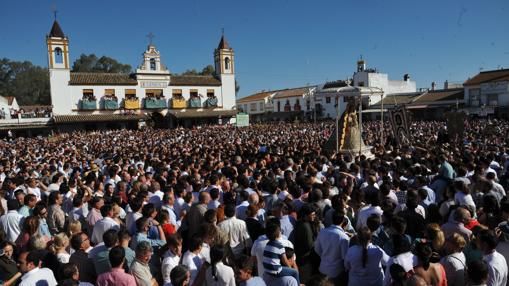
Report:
46,20,236,128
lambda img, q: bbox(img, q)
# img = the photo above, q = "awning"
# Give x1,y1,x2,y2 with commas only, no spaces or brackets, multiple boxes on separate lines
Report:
146,89,163,96
125,89,136,95
406,105,428,109
172,89,182,95
105,89,115,96
83,89,94,95
53,114,148,124
168,109,237,119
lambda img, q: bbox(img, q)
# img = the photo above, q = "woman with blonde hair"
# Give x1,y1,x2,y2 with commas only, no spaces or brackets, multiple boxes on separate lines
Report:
425,223,445,261
67,220,82,237
440,233,467,286
49,232,70,263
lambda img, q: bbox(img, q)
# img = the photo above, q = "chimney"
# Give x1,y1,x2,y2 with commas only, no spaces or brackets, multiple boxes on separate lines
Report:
431,82,436,91
444,80,449,90
403,74,410,81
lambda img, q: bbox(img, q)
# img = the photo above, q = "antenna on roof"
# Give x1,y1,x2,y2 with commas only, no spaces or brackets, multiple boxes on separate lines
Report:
222,27,225,37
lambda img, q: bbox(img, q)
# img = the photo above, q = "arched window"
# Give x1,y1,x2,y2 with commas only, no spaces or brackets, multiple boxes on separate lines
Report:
150,58,156,71
54,48,63,64
224,57,230,70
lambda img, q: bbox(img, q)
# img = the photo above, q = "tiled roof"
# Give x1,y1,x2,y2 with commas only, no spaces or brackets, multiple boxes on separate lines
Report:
322,80,348,89
70,73,138,86
237,91,273,103
169,75,221,86
373,92,422,106
49,20,65,38
412,88,464,104
273,87,310,99
464,69,509,86
217,35,231,50
53,114,148,123
168,109,237,118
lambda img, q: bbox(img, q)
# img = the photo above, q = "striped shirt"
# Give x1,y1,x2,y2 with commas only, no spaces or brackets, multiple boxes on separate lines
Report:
263,240,284,275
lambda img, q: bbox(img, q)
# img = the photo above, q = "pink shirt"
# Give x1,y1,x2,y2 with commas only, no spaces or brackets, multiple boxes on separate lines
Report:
97,268,137,286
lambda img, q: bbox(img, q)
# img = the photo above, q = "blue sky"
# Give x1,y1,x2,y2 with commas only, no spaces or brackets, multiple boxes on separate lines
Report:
1,0,508,98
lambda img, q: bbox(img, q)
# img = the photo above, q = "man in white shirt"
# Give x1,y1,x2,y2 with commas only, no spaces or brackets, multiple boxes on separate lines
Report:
356,191,383,229
161,191,181,229
477,229,508,286
0,199,24,242
91,204,120,245
218,204,252,259
19,251,58,286
161,235,183,285
148,181,164,209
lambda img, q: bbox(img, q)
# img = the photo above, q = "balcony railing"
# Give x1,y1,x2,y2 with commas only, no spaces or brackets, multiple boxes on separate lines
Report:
203,97,218,108
80,100,97,110
103,99,118,110
188,98,202,108
123,98,140,110
144,98,167,109
171,98,187,109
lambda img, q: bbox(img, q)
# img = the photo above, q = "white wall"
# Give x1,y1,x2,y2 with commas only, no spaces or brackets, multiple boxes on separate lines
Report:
220,74,236,109
272,96,304,113
353,71,416,105
50,69,71,115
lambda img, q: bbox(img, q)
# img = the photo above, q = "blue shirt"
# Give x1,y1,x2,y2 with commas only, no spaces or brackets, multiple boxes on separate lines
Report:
130,233,165,250
344,243,390,286
279,215,294,238
38,218,52,238
315,225,350,278
18,206,32,217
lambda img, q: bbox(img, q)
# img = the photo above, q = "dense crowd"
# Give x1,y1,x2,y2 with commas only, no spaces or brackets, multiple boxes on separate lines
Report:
0,119,508,286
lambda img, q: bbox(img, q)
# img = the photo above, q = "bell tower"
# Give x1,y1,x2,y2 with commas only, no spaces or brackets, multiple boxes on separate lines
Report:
214,32,236,109
46,17,71,115
47,20,70,69
214,33,234,75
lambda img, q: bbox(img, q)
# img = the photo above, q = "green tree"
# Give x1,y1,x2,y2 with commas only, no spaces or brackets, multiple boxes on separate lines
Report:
175,64,240,96
71,54,132,74
0,58,50,105
201,65,215,76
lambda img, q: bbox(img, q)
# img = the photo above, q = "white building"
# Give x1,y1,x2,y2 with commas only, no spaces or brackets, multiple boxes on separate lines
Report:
46,20,237,128
463,68,509,117
317,59,417,119
236,87,316,121
0,96,19,119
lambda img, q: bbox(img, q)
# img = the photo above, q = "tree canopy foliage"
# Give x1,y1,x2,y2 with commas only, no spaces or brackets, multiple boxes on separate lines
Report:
71,54,132,74
177,65,240,95
0,58,50,105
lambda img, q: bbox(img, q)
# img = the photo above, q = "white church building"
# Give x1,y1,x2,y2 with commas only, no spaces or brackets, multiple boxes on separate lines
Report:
46,20,237,129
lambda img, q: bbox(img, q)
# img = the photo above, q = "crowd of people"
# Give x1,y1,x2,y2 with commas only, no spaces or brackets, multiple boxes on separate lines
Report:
0,118,508,286
4,106,53,119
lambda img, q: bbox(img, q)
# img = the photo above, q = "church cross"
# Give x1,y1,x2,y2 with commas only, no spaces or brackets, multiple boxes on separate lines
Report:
146,32,155,45
51,4,58,20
